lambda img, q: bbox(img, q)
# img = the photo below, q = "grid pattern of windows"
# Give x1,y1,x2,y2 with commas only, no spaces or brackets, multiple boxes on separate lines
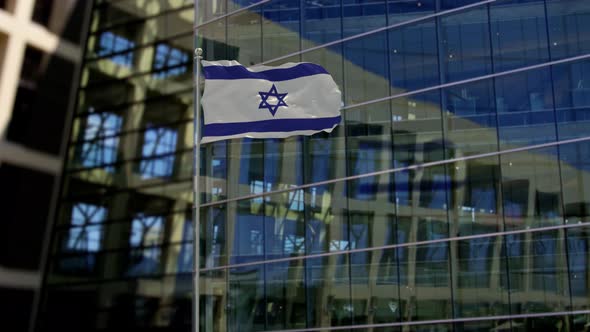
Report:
38,0,590,332
195,0,590,331
38,1,195,330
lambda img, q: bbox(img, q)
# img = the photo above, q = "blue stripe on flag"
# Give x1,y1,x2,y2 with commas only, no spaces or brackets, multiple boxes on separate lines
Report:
203,63,329,81
203,116,342,137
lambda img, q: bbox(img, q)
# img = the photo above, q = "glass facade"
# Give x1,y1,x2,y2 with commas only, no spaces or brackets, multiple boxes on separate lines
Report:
37,0,590,331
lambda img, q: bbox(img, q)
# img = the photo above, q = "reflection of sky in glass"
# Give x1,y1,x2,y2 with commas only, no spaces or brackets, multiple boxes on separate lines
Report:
67,203,107,252
153,44,189,79
98,31,135,66
287,186,304,211
127,215,164,276
139,126,178,178
80,112,122,171
130,214,163,247
283,234,304,254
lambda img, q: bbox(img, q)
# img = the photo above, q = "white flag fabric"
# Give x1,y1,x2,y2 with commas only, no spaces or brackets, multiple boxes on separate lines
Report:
200,60,342,143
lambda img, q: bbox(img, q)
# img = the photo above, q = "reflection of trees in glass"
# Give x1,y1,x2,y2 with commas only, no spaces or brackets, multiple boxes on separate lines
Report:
79,111,122,171
139,126,178,178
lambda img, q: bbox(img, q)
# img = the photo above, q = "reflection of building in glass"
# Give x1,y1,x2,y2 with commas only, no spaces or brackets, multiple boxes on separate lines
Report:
36,0,590,331
0,1,91,331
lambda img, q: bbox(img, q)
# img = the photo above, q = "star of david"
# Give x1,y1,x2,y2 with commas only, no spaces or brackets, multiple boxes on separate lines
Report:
258,84,288,116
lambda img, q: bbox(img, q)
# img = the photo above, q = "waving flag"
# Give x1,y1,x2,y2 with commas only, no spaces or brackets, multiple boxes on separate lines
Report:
200,60,342,143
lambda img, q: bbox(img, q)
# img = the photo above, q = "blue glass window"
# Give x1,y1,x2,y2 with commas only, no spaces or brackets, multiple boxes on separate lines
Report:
61,203,107,272
343,0,387,37
302,0,342,48
351,141,381,200
495,69,556,148
139,126,178,178
567,229,589,299
232,213,265,264
553,60,590,140
80,113,122,172
66,203,107,252
79,111,122,170
97,31,135,66
388,0,435,24
389,19,439,92
547,0,590,60
490,0,549,72
152,44,189,79
127,214,164,276
440,6,492,82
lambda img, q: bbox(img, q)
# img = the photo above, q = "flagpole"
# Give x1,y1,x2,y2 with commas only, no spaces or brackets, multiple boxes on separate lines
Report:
193,47,203,332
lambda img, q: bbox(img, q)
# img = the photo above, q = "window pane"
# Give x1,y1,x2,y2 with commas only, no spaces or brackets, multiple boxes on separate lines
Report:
306,254,352,327
560,141,590,224
346,102,392,201
505,230,570,315
547,0,590,60
443,79,498,158
302,0,342,49
139,126,178,178
344,31,389,105
76,112,122,170
490,0,549,72
389,19,439,93
262,0,300,61
227,8,262,65
401,240,452,321
388,0,435,25
553,59,590,140
450,156,502,237
501,147,563,230
343,0,387,37
440,6,492,82
495,68,556,149
454,235,510,319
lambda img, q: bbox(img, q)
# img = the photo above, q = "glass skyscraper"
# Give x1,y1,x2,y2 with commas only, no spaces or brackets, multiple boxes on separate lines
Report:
37,0,590,331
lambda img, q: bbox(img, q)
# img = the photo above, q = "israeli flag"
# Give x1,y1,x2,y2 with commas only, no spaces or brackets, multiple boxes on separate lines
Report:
200,60,342,143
